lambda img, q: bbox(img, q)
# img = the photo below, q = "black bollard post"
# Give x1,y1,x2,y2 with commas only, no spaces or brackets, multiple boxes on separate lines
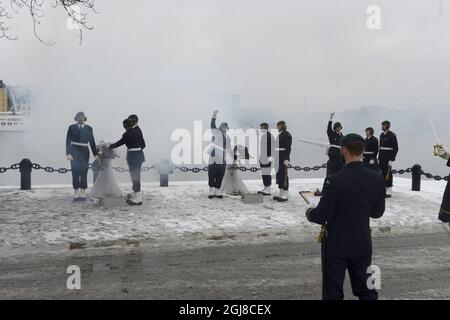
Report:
19,158,32,190
411,164,422,191
157,159,174,187
160,174,169,187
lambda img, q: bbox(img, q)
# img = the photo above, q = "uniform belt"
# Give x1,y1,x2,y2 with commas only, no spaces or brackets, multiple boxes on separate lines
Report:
275,148,286,151
128,148,142,152
380,147,394,151
71,141,89,147
363,151,375,155
330,145,341,149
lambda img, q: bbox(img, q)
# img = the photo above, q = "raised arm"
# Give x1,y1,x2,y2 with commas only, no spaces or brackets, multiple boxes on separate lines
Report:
211,110,219,129
327,112,335,138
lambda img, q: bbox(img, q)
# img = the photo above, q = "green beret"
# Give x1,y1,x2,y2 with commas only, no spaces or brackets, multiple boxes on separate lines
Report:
340,133,365,147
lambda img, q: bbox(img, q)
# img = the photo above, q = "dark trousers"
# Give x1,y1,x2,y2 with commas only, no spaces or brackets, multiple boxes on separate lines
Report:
260,162,272,187
70,148,89,190
439,177,450,222
208,163,226,189
321,246,378,300
129,163,142,192
326,157,343,177
379,159,393,187
276,162,288,190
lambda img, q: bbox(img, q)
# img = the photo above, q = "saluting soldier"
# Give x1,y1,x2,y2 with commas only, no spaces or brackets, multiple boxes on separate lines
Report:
258,122,275,196
207,110,233,199
326,112,344,177
378,121,399,198
109,118,146,205
66,111,99,201
306,134,386,300
436,145,450,223
363,127,379,172
273,120,292,202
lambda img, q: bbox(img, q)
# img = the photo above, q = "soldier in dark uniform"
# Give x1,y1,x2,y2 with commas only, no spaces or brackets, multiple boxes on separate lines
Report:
66,112,99,201
273,121,292,202
258,122,275,196
378,121,399,198
326,112,344,177
363,127,379,172
208,110,232,199
109,118,146,205
306,133,386,300
436,145,450,223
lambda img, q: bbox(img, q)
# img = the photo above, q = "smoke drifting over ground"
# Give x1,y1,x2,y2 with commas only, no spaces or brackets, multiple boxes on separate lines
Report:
0,0,449,185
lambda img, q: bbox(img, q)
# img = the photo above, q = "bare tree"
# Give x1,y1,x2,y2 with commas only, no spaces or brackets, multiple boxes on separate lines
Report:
0,0,96,45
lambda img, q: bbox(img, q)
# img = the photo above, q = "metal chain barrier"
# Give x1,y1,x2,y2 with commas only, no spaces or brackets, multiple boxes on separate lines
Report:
0,161,448,182
0,163,20,174
173,163,328,173
420,170,448,182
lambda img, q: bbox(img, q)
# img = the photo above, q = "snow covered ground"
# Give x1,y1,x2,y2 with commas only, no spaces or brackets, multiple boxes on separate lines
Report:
0,178,447,253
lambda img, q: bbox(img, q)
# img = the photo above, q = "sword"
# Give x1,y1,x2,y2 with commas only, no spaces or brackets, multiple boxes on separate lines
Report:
419,89,442,155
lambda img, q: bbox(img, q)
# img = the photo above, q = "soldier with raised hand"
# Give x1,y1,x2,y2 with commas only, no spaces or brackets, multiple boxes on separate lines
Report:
378,120,399,198
305,133,386,300
66,111,99,201
207,110,232,199
326,112,344,177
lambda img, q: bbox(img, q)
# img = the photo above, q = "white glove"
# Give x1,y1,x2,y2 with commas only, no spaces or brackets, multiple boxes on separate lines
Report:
437,146,450,160
388,160,394,166
213,110,219,117
329,112,335,121
95,155,100,161
369,159,375,165
283,160,290,167
66,154,73,161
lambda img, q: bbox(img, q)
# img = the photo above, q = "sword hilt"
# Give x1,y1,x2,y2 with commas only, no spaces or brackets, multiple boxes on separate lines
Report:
434,144,443,157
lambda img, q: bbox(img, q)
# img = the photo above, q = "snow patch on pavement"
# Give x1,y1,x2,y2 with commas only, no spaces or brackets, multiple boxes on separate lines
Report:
0,178,447,251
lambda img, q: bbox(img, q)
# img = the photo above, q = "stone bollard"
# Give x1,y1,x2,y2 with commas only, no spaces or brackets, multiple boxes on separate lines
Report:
411,164,422,192
19,158,32,190
157,159,174,187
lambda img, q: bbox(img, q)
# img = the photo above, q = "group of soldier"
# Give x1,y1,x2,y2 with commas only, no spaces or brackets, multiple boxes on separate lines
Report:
65,109,449,301
326,112,399,198
65,112,146,205
207,110,293,201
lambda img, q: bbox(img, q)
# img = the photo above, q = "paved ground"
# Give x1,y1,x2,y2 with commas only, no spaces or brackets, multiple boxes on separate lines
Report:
0,228,449,300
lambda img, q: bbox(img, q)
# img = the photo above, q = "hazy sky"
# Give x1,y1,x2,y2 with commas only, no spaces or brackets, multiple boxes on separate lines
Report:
2,0,449,112
1,0,449,171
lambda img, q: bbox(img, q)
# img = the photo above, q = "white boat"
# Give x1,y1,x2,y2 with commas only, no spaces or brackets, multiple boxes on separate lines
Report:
0,111,31,131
